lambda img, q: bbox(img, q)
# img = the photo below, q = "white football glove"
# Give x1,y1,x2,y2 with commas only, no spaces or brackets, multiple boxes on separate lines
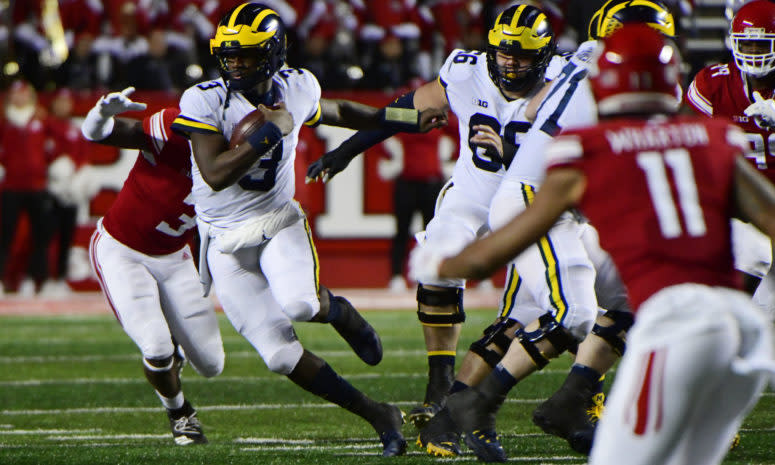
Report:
81,87,147,141
408,244,447,284
744,91,775,129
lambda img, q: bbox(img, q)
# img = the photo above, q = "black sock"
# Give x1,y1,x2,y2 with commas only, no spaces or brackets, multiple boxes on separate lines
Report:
303,362,375,419
426,354,455,403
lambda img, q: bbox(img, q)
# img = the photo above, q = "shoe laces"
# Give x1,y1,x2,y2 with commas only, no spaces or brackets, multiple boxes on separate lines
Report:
586,392,605,423
173,413,202,435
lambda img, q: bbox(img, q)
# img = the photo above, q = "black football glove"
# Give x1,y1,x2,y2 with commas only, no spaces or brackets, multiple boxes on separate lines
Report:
306,147,358,183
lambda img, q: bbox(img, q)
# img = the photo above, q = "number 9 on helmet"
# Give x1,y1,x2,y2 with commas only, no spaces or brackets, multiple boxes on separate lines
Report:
210,3,287,91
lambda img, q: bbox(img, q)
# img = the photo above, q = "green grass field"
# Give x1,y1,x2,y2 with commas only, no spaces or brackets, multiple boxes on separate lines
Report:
1,308,773,464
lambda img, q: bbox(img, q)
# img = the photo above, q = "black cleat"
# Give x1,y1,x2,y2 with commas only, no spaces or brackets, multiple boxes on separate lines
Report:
370,403,407,456
331,296,383,366
532,377,600,455
167,401,207,445
465,429,507,463
417,407,462,457
407,402,443,429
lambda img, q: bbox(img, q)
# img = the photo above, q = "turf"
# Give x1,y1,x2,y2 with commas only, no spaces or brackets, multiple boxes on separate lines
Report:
0,309,773,464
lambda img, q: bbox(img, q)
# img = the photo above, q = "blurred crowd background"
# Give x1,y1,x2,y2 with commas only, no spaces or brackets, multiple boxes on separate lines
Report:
0,0,736,95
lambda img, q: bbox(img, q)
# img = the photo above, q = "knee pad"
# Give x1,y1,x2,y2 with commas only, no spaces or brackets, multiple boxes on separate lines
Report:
190,347,225,378
246,321,305,374
283,299,318,322
416,285,465,326
591,310,634,356
469,318,519,368
516,313,578,369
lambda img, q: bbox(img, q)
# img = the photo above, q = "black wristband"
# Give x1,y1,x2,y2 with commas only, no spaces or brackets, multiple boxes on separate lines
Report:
246,121,283,152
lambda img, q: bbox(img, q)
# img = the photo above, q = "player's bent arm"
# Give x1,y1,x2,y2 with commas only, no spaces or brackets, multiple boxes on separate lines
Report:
89,118,148,150
190,132,267,191
438,167,586,280
733,155,775,239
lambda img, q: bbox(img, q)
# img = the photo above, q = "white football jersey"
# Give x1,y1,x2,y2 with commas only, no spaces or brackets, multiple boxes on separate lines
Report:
174,68,321,229
439,48,564,200
504,40,598,186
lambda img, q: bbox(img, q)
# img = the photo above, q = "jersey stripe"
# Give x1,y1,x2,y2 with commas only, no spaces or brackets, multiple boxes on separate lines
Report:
686,80,713,116
304,103,322,127
301,212,320,294
171,116,220,135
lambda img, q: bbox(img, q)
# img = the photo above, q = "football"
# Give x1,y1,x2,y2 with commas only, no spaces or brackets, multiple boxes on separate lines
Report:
229,109,267,149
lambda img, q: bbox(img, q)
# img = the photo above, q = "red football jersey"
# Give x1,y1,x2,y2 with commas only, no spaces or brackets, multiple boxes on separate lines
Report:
547,116,747,309
101,108,196,255
685,61,775,182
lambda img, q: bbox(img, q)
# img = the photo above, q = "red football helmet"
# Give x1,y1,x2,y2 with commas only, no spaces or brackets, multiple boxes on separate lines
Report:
730,0,775,78
590,24,681,116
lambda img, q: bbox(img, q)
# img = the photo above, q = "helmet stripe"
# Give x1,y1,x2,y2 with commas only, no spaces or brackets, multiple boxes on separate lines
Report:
251,8,278,30
509,4,527,29
227,3,250,28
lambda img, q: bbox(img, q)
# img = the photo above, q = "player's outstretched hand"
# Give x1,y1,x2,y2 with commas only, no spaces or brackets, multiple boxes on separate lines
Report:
418,107,448,132
97,87,147,117
256,102,294,135
306,146,358,184
744,91,775,128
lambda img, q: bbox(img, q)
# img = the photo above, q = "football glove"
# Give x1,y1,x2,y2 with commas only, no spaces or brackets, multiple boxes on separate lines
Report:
81,87,147,141
306,146,359,183
744,91,775,129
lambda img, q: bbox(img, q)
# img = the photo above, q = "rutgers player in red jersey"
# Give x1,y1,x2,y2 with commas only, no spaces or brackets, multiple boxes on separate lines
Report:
411,25,775,464
81,88,224,446
685,0,775,318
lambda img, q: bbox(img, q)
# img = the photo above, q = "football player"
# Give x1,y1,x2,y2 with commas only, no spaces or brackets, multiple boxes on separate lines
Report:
81,88,225,445
404,1,677,458
414,24,775,465
307,3,566,433
685,0,775,319
170,3,444,456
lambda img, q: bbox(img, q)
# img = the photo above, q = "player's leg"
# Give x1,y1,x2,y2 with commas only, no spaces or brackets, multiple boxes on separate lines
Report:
533,223,633,454
90,227,205,445
209,243,407,456
154,243,224,378
261,217,382,366
408,182,488,427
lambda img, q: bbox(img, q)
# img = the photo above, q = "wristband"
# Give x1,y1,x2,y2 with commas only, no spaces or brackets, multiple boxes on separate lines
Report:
246,121,283,152
81,106,115,141
379,107,420,132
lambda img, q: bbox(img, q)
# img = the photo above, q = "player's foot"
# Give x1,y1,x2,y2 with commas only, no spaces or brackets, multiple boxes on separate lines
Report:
369,403,407,456
446,386,506,462
407,401,443,429
465,429,507,463
330,296,383,366
729,432,741,451
417,407,462,457
167,401,207,445
531,376,599,454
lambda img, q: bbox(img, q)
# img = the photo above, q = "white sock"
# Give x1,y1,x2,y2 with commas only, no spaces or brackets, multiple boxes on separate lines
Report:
156,390,184,410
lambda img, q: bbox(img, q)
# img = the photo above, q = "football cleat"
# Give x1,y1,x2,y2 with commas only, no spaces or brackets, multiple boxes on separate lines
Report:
167,401,207,445
417,408,462,457
370,403,407,457
729,432,741,451
331,296,383,366
407,402,443,429
532,378,599,454
465,429,507,463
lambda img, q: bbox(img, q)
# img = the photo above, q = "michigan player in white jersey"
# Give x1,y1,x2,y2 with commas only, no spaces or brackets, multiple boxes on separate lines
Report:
307,3,565,431
408,1,678,460
170,3,444,457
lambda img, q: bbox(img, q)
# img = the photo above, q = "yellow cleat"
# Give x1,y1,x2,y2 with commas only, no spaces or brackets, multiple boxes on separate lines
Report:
586,392,606,423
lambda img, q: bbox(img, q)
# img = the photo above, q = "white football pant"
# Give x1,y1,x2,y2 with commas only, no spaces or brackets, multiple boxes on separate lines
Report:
90,223,224,377
590,284,774,465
